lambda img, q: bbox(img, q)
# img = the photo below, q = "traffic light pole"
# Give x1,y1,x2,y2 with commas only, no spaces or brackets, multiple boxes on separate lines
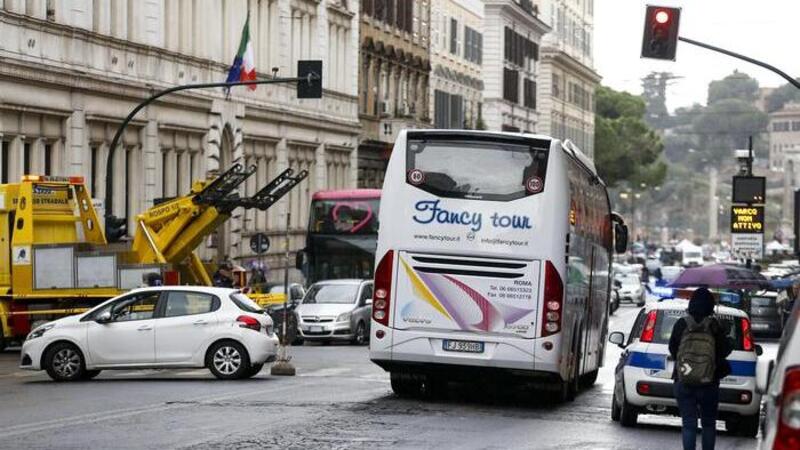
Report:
103,72,321,230
678,36,800,90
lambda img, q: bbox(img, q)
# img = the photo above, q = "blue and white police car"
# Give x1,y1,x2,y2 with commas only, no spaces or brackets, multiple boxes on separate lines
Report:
608,299,762,437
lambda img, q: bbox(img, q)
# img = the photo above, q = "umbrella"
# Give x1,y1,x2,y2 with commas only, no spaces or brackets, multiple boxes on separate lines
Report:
669,264,771,290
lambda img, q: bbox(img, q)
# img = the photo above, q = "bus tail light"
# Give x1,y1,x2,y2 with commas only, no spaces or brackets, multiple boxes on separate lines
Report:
775,366,800,450
741,318,753,351
372,250,394,327
640,310,657,342
541,261,563,337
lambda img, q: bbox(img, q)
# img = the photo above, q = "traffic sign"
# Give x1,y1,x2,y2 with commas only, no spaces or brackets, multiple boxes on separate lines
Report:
249,233,270,255
731,234,764,260
730,206,764,233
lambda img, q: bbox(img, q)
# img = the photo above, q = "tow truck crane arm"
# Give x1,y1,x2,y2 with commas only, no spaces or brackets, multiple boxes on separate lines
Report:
131,164,308,285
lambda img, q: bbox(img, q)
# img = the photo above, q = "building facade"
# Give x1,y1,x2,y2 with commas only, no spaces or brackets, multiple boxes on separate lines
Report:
0,0,361,281
482,0,550,133
357,0,431,188
429,0,484,130
769,103,800,233
536,0,599,158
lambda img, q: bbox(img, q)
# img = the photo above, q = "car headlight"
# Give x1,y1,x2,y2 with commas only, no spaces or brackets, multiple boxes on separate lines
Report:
27,324,55,341
337,312,351,322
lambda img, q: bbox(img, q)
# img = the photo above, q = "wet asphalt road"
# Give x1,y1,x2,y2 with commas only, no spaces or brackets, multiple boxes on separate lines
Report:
0,300,778,450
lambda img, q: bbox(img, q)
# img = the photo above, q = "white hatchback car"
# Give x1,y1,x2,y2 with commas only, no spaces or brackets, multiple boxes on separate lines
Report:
609,300,762,437
761,298,800,449
20,287,278,381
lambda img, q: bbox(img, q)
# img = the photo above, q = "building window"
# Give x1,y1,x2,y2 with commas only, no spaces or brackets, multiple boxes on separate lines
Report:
44,144,52,176
552,74,561,99
503,68,519,103
90,145,99,197
23,142,31,175
450,18,458,54
524,79,537,109
504,27,538,68
774,121,790,132
0,141,7,183
793,121,800,131
434,90,465,129
464,26,482,64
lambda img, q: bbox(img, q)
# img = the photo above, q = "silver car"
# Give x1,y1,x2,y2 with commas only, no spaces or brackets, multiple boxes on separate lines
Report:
295,279,373,345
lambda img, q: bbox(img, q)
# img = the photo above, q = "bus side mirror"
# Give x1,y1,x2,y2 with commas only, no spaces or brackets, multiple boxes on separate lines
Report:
295,249,306,271
614,223,628,254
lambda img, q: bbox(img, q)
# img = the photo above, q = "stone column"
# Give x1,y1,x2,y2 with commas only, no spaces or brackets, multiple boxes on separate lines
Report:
143,119,159,208
65,108,86,178
8,136,24,182
315,142,326,190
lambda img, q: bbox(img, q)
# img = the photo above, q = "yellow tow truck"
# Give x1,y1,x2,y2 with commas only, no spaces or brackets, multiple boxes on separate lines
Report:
0,164,307,348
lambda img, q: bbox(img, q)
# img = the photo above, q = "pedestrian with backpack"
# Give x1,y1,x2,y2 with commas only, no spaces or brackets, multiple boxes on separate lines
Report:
668,287,733,450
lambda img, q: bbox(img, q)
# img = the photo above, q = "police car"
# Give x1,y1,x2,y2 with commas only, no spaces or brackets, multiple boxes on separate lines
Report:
608,300,762,437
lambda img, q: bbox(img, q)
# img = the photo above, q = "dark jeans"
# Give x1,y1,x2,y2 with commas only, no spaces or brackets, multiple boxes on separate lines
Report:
673,381,720,450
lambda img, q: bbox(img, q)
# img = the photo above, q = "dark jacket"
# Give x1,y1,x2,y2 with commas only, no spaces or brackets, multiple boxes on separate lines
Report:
668,287,734,383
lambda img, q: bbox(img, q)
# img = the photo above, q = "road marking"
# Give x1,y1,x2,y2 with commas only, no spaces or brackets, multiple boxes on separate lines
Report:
0,380,306,439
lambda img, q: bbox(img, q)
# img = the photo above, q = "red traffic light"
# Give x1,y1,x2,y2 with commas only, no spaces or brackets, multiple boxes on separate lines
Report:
641,5,681,60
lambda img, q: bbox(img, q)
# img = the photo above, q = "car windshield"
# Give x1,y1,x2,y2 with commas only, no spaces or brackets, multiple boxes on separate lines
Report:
654,309,745,350
303,284,358,304
619,275,640,285
685,252,702,258
229,293,264,313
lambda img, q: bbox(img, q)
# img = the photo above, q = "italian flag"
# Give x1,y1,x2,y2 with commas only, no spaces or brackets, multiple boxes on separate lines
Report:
225,13,256,90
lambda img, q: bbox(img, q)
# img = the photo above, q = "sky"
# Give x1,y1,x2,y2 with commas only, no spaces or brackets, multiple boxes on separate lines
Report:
594,0,800,111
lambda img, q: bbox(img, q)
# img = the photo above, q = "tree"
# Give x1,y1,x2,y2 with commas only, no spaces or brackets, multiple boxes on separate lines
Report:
707,71,759,105
594,86,666,188
691,98,768,166
641,72,679,130
765,78,800,112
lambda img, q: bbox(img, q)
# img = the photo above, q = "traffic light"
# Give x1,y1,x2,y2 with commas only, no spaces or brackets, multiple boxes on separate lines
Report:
105,216,127,243
297,60,322,99
641,6,681,60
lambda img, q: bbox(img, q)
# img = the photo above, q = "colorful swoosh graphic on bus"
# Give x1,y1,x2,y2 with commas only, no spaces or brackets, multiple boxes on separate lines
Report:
401,257,534,332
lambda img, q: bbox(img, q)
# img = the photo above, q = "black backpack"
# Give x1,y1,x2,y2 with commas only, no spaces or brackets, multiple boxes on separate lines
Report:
676,316,717,385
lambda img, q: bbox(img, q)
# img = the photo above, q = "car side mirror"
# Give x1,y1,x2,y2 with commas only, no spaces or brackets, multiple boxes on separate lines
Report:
754,344,763,356
365,298,373,306
608,331,625,348
95,310,112,324
614,280,622,288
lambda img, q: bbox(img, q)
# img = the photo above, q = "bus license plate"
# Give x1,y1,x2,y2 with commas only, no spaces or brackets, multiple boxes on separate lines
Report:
443,340,484,353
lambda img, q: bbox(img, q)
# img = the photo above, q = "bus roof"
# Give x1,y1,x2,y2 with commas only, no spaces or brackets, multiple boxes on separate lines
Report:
312,189,381,200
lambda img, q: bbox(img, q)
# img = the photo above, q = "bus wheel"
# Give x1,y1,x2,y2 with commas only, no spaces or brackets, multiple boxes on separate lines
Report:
390,372,420,398
581,369,599,388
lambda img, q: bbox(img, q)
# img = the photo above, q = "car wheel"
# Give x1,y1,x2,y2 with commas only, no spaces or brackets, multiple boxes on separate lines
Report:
81,370,102,380
44,342,86,382
244,363,264,379
727,414,759,438
611,391,621,422
619,394,639,427
207,341,251,380
352,322,368,346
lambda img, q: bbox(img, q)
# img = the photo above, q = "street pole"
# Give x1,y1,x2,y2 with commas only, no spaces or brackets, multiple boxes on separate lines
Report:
272,209,296,376
679,37,800,90
746,137,753,270
103,72,320,228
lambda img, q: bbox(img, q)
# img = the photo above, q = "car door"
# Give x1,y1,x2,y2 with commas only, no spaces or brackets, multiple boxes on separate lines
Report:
155,291,221,364
86,291,161,366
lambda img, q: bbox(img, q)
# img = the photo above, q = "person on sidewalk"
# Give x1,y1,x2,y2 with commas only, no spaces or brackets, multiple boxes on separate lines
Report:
668,287,733,450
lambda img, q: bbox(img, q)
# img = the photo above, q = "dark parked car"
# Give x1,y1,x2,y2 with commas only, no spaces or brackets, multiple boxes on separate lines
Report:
748,291,783,337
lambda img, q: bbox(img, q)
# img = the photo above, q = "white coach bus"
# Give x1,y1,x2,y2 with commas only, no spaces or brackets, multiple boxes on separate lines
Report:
369,130,627,401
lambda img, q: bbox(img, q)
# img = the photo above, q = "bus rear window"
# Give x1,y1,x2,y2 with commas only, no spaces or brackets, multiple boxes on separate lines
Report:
406,138,548,201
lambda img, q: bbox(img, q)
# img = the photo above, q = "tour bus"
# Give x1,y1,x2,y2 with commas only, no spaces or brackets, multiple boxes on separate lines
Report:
297,189,381,284
369,130,627,401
